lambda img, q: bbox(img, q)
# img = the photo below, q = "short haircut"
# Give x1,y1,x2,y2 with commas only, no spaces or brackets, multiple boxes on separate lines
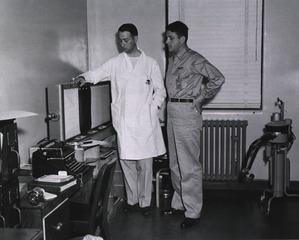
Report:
166,21,189,42
118,23,138,37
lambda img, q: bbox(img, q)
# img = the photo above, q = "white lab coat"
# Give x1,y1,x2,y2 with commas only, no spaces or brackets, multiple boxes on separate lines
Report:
81,50,166,159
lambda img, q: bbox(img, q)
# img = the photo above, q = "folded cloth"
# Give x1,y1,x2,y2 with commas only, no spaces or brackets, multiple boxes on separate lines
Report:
83,235,103,240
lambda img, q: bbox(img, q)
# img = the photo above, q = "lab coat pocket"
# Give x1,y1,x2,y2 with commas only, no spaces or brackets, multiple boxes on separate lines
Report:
137,104,156,136
111,103,120,132
150,104,159,129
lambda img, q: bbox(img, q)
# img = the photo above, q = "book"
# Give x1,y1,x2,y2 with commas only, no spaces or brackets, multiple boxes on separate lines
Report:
19,163,32,176
28,178,78,194
36,174,74,183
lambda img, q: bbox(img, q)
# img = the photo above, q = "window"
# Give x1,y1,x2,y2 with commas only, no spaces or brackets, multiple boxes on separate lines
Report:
168,0,263,109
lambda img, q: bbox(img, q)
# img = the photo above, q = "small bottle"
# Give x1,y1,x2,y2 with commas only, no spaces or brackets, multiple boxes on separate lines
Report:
74,142,84,162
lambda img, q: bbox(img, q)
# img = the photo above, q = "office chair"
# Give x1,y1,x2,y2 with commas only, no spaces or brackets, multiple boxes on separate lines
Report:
69,157,117,240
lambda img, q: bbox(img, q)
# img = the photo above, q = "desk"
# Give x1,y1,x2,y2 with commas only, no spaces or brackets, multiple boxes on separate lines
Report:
19,153,123,240
18,125,124,239
20,169,92,240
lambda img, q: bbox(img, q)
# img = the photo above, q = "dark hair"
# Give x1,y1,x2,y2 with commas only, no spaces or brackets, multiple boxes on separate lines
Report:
118,23,138,37
166,21,189,42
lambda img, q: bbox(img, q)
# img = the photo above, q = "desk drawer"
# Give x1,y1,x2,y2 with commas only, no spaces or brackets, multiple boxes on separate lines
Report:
43,199,70,240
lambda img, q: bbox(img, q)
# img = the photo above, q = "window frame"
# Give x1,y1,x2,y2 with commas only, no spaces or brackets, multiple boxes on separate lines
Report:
167,0,264,110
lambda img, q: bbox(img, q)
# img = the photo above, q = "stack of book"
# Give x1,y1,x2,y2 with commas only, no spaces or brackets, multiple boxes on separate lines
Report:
19,163,32,176
27,174,77,194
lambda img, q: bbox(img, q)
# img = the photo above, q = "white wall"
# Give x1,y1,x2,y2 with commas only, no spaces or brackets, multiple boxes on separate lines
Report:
204,0,299,181
2,0,299,181
86,0,299,181
244,0,299,181
87,0,166,72
0,0,88,163
261,0,299,180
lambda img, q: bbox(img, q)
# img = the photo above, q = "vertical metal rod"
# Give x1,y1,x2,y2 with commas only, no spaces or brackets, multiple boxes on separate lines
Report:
204,121,209,180
215,120,220,180
210,122,214,180
220,121,225,180
225,121,230,179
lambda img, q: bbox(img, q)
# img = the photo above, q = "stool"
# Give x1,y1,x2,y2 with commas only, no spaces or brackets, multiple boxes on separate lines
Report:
153,154,171,208
155,168,171,208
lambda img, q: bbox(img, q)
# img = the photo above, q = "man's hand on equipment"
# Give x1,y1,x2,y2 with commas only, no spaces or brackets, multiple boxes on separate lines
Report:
71,76,86,87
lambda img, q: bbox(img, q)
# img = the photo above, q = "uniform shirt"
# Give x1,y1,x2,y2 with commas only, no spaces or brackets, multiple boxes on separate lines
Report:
166,47,225,103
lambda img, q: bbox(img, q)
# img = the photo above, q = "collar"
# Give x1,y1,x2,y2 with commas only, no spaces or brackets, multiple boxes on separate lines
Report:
174,46,189,60
124,47,143,58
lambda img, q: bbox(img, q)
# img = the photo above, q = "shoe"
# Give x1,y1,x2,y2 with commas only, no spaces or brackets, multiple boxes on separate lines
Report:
141,206,152,216
180,217,200,229
123,203,138,213
161,208,184,216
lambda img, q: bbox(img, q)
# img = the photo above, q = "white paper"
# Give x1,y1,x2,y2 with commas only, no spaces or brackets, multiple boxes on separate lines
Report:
36,174,74,183
44,191,57,200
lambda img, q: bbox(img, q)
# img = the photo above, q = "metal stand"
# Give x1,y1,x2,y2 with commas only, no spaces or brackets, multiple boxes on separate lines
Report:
261,144,299,215
241,99,299,215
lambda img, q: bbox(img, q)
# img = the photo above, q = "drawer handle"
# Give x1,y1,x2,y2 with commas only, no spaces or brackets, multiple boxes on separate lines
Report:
52,222,63,231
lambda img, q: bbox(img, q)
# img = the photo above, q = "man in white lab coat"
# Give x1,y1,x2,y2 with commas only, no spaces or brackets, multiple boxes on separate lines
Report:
72,23,166,215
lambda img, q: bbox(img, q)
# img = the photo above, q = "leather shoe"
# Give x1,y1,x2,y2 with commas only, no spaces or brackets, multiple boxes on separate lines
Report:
161,208,184,216
141,206,152,216
180,217,200,228
123,203,138,213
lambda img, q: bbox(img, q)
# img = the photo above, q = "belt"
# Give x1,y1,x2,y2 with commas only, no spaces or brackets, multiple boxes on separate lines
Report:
169,98,193,103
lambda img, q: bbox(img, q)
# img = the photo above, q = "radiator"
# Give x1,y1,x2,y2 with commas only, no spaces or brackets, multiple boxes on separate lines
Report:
200,119,248,181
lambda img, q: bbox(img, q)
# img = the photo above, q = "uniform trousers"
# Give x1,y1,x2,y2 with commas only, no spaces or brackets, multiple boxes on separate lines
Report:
120,158,153,208
167,102,203,219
